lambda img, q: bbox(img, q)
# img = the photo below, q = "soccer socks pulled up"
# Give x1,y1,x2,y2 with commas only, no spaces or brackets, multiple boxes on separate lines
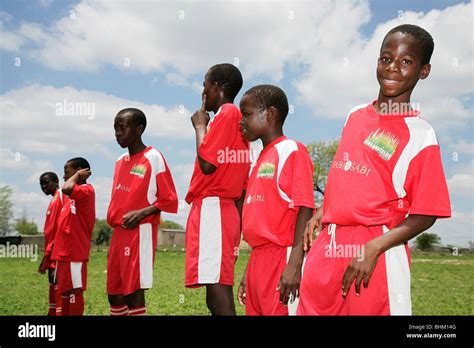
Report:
128,306,147,316
69,291,84,316
110,305,129,316
47,284,56,316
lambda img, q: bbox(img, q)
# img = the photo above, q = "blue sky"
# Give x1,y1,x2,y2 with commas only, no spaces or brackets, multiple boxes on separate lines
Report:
0,0,472,246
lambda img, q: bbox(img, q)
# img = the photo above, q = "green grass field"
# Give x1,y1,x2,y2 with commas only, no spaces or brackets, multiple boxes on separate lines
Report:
0,249,472,315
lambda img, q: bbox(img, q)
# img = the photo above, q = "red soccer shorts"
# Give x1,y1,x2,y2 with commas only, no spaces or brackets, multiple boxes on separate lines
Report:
185,197,241,288
246,244,300,316
107,223,158,296
298,224,412,315
55,261,88,294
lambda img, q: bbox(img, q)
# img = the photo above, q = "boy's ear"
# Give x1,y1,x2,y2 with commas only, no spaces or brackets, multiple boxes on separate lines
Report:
419,63,431,80
137,124,144,135
265,106,278,123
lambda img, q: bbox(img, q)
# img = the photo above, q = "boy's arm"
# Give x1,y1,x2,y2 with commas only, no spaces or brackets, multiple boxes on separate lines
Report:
237,256,250,306
235,190,246,233
277,206,313,305
62,168,91,196
342,214,436,297
191,95,216,175
303,205,323,252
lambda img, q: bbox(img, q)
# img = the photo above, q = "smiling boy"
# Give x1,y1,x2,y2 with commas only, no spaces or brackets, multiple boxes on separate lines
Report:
298,25,451,315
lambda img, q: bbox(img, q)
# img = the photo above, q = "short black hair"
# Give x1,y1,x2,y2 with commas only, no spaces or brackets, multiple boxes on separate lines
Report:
243,84,289,124
116,108,147,131
384,24,434,65
207,63,243,100
40,172,59,182
67,157,90,170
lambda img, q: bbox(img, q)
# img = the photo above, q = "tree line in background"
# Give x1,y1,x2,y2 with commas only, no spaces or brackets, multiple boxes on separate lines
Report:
0,140,470,252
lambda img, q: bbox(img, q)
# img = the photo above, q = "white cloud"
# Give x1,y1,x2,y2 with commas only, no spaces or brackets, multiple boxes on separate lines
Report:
448,173,474,197
0,84,193,157
429,211,474,247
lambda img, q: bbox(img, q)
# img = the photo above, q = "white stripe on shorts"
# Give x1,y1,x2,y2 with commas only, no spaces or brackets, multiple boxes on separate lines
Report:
70,262,83,289
139,223,153,289
197,197,222,284
383,225,412,315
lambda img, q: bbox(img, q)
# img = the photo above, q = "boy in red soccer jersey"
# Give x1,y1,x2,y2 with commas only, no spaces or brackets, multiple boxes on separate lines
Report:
38,172,63,316
237,85,315,316
185,63,250,315
107,108,178,316
298,24,451,315
51,157,95,316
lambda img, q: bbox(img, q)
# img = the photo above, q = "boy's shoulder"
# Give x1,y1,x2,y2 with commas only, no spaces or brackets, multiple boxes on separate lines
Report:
273,137,309,157
344,102,372,126
403,115,438,145
215,103,240,119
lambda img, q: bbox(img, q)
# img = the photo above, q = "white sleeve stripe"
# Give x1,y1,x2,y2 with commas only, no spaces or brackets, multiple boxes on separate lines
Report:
392,117,438,198
274,139,299,203
344,103,370,127
144,149,167,205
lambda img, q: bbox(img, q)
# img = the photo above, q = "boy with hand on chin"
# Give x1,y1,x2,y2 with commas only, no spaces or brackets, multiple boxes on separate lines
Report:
298,24,451,315
107,108,178,316
185,63,250,315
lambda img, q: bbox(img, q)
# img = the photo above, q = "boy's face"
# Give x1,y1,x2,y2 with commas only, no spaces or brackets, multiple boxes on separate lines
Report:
114,114,142,148
377,32,430,102
63,162,77,181
239,95,267,142
201,72,219,112
39,176,58,196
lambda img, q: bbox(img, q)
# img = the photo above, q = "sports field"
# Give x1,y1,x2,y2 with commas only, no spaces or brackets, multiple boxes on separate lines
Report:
0,249,472,315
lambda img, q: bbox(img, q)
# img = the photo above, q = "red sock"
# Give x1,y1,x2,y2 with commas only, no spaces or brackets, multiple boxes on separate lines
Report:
128,306,147,316
54,286,62,316
47,284,56,316
61,293,70,316
110,305,129,316
69,291,84,316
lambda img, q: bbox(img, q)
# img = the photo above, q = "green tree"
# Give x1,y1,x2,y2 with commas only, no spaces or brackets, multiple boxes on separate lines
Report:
92,219,112,251
0,186,14,236
159,219,184,230
415,233,441,251
14,217,39,235
306,140,339,204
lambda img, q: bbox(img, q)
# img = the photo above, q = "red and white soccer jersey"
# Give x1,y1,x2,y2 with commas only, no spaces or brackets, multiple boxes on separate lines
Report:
41,190,64,271
242,136,315,315
52,184,96,262
298,102,451,316
107,146,178,227
106,146,178,295
185,103,250,288
185,103,250,204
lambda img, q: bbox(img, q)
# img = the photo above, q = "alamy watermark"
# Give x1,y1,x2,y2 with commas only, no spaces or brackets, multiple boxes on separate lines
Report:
55,99,96,120
325,243,365,261
0,242,38,262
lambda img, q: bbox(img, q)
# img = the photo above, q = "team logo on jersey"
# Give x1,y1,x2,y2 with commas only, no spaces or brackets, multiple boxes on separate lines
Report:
257,162,275,179
363,129,400,160
130,164,146,178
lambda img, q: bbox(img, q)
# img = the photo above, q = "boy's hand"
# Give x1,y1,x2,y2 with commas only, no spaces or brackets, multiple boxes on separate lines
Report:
276,263,301,305
341,240,381,297
37,257,46,274
303,212,323,252
237,277,246,306
191,95,210,130
76,168,91,181
122,209,146,229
